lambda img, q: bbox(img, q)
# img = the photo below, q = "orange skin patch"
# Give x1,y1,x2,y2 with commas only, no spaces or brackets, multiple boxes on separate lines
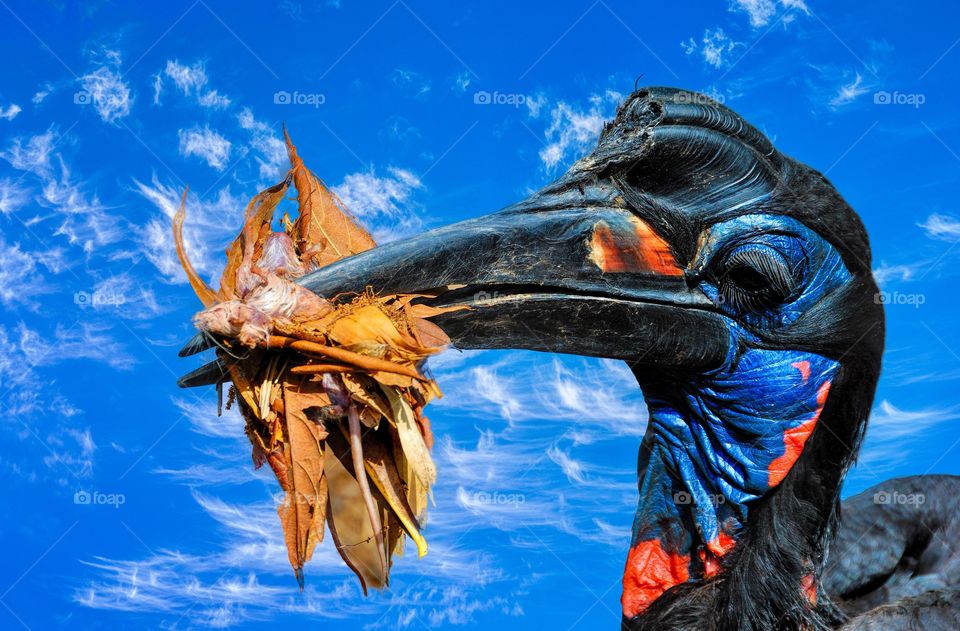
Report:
700,531,738,578
589,217,682,275
802,573,818,605
767,380,832,487
621,539,690,618
792,360,811,384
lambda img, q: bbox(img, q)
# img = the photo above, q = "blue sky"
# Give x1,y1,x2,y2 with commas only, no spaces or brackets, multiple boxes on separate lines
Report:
1,0,959,628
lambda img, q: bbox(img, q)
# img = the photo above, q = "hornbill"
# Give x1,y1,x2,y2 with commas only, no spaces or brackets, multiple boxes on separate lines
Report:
179,87,959,629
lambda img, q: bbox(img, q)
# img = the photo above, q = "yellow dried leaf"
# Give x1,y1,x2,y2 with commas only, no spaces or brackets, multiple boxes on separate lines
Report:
383,387,436,489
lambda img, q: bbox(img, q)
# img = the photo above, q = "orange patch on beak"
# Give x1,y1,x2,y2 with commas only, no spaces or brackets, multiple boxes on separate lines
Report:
589,217,681,275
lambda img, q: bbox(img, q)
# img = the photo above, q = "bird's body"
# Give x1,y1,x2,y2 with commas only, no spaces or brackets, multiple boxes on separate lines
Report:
828,475,960,629
179,86,958,629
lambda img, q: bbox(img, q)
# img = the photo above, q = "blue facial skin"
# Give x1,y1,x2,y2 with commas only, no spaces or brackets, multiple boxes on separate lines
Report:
629,214,851,574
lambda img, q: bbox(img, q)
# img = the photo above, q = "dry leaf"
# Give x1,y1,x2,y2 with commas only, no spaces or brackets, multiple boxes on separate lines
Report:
383,387,436,488
279,378,329,586
284,127,376,269
324,428,389,592
172,188,218,307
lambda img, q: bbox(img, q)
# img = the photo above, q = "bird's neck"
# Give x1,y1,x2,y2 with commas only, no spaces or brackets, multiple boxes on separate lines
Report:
624,351,859,630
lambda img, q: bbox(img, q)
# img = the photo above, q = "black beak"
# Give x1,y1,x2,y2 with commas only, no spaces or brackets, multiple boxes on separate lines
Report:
178,180,732,386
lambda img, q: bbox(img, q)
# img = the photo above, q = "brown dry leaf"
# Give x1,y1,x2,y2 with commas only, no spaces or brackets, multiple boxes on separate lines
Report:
219,179,290,300
412,318,451,349
324,428,389,592
279,378,329,587
341,374,391,425
172,188,218,307
284,127,376,268
352,425,428,557
329,304,443,362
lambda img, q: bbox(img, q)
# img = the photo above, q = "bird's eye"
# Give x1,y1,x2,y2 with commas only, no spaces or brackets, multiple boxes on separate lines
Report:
715,244,799,312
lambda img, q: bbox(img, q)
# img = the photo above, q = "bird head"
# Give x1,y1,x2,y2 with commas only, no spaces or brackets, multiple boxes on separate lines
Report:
184,87,886,629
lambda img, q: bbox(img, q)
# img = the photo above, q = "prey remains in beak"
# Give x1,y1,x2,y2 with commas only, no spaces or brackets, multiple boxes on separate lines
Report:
175,129,465,594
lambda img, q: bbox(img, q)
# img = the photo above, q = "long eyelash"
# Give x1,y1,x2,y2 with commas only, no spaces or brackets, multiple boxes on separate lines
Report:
727,248,793,295
718,246,798,311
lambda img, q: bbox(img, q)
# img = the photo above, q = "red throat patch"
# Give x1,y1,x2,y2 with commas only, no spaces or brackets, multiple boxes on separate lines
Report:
700,531,738,578
621,539,690,618
767,380,831,487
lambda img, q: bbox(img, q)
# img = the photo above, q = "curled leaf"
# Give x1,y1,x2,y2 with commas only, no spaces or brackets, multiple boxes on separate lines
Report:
172,188,218,307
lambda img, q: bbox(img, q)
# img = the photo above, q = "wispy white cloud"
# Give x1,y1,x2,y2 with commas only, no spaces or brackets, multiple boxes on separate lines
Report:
829,72,869,107
452,72,471,93
856,400,960,472
41,158,124,253
0,103,21,121
390,68,432,99
873,261,926,285
45,427,97,478
160,59,231,109
2,128,123,253
0,237,61,308
546,445,586,484
18,322,134,370
729,0,809,27
683,28,744,69
919,213,960,241
333,167,425,243
237,108,285,180
86,272,166,319
533,90,622,170
1,127,58,176
0,178,30,214
32,84,53,105
178,125,232,171
78,50,133,123
433,352,646,436
0,325,75,418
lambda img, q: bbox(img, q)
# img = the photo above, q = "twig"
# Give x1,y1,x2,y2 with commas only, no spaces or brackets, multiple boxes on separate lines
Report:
347,401,388,579
266,335,422,380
